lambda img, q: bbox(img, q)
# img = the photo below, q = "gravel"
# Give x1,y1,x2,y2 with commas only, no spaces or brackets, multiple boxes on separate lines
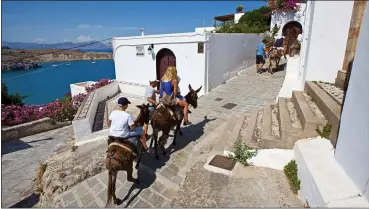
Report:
238,116,249,140
271,106,280,138
317,82,344,104
253,109,263,142
302,92,326,120
286,99,302,129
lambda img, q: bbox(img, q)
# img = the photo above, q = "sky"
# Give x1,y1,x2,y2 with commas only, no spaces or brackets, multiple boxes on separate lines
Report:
2,1,266,44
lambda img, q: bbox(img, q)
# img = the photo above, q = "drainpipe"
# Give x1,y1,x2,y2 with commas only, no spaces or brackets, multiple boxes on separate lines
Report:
141,28,145,36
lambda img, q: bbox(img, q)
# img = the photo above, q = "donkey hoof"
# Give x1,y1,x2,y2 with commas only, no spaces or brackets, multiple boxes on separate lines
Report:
116,198,123,205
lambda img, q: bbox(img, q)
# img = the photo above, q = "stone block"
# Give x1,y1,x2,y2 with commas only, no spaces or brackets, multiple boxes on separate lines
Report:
148,192,165,207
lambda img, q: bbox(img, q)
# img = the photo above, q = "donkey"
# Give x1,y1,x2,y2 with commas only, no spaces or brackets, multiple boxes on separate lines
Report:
105,104,150,207
150,84,202,158
267,47,282,74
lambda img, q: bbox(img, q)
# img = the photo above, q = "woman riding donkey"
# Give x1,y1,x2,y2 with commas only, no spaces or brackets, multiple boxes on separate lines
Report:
160,66,192,125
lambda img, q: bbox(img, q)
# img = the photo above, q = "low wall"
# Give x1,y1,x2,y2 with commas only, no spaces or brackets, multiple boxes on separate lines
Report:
72,82,119,144
1,118,70,142
70,81,96,97
206,33,262,92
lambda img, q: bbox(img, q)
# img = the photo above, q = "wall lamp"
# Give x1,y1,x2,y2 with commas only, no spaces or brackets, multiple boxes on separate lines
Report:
148,44,154,54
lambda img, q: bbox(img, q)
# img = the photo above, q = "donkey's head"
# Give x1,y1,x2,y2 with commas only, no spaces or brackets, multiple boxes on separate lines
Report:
135,103,150,126
185,84,202,109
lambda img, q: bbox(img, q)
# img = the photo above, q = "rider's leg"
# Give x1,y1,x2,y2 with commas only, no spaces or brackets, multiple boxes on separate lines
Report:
177,99,191,125
129,126,149,150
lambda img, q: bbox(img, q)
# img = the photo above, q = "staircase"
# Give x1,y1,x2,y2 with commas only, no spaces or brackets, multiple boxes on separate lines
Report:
222,81,343,152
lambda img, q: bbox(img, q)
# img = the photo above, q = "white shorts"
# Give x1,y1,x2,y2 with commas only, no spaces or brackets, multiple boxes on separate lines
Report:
277,47,284,50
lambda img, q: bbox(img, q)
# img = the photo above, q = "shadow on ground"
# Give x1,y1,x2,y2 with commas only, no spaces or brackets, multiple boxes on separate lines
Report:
8,193,40,208
2,137,54,155
139,116,216,173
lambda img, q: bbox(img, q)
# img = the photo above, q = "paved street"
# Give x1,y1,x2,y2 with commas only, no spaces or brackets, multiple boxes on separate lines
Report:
56,65,290,207
1,126,74,208
2,65,292,208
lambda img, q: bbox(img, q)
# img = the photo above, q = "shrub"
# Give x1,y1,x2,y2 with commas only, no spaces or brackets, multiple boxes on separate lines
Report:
284,160,301,194
229,139,258,166
316,122,332,139
86,78,112,93
216,6,271,34
1,82,28,106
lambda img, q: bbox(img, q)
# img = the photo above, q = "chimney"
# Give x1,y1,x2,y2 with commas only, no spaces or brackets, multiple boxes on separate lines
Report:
141,28,145,36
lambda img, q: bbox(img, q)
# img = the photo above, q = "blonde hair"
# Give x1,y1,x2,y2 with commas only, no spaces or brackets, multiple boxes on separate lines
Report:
161,66,177,82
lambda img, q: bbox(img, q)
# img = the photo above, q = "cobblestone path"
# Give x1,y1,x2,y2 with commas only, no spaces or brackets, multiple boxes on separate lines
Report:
1,126,74,208
56,65,287,207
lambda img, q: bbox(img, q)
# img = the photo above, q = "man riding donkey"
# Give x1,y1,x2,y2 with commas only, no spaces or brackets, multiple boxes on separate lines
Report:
104,97,151,206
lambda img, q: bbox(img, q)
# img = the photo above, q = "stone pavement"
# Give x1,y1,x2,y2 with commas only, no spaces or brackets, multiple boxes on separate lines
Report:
55,65,289,207
1,125,74,208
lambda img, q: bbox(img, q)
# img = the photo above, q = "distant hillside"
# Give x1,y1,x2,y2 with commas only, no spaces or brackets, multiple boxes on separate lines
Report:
1,41,111,50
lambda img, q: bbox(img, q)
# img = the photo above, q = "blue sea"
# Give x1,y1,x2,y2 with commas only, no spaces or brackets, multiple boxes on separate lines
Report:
1,59,116,105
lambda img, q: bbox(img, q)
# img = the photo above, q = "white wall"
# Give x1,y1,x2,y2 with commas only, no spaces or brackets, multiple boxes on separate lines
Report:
113,33,206,96
195,27,215,33
234,13,245,24
206,33,262,92
304,1,354,83
335,4,369,202
270,3,307,36
70,81,96,97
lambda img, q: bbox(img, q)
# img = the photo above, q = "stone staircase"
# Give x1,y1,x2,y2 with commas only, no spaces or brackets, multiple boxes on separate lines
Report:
222,81,343,152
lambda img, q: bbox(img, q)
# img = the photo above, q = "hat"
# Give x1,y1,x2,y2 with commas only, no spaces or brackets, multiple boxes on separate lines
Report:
118,97,131,106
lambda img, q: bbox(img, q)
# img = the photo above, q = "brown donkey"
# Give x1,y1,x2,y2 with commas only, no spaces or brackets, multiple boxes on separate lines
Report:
267,47,282,74
150,84,202,158
105,104,150,207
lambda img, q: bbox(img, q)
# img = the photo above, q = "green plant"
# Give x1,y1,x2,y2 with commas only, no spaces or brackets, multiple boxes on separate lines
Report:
71,145,78,152
236,5,244,12
1,82,28,106
228,139,258,166
216,6,271,34
284,160,300,194
316,122,332,139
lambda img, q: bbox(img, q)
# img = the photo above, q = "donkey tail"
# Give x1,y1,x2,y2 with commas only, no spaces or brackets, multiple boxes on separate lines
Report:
105,170,113,207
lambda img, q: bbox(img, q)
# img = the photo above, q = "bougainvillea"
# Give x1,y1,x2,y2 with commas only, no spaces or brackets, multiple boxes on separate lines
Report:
86,78,113,93
1,78,113,126
268,0,300,13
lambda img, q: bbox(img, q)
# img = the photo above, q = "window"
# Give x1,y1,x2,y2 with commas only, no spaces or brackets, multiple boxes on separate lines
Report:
198,42,204,54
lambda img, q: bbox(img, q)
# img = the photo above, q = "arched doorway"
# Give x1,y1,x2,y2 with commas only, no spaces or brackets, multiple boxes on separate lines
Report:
282,21,303,55
156,48,176,82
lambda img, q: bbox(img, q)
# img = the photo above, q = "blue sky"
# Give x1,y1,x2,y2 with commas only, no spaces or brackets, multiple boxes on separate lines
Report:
2,1,266,44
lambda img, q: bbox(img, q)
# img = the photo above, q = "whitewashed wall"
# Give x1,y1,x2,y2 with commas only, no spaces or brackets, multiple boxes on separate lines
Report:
70,81,96,97
206,33,262,92
304,1,354,83
335,4,369,202
195,27,215,33
113,33,206,96
270,3,307,36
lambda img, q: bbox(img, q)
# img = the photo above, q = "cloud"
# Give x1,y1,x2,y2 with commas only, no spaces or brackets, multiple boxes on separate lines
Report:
76,35,92,42
33,38,45,43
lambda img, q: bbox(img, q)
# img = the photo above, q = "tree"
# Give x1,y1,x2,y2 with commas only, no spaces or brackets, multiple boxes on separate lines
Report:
1,82,28,106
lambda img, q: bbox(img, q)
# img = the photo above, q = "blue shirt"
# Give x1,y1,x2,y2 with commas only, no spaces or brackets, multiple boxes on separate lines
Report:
256,43,266,56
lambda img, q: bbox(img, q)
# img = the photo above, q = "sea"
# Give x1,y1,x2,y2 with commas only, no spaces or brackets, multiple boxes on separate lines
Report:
1,49,115,105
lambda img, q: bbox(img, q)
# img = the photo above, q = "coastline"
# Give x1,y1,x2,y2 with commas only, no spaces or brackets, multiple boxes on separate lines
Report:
1,49,112,71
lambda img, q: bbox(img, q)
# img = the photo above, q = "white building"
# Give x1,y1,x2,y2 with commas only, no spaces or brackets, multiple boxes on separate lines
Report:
112,32,262,97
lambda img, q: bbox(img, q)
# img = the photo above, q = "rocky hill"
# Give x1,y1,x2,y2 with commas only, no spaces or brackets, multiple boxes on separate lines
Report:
1,49,112,71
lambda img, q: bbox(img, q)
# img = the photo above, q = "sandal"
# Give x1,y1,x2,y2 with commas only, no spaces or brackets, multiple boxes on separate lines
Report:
183,121,192,126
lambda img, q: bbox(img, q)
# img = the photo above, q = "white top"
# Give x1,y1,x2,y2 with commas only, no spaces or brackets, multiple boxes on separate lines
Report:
177,76,181,94
145,86,156,105
109,110,134,138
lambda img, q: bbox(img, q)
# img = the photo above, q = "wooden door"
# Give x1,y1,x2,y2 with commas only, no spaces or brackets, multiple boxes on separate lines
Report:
156,48,176,90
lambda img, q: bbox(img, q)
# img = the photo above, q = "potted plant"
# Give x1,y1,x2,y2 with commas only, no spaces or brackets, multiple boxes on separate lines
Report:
236,5,244,13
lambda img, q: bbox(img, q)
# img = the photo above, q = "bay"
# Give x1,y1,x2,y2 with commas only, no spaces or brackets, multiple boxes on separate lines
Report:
1,59,116,105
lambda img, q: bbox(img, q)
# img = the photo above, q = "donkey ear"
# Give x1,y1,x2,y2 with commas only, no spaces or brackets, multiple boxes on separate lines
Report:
136,105,142,109
195,86,202,93
188,84,193,91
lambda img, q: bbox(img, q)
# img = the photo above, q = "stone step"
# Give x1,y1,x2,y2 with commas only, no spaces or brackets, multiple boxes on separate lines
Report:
260,104,282,149
304,81,342,146
212,114,240,152
239,109,260,149
292,91,326,134
224,113,248,152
